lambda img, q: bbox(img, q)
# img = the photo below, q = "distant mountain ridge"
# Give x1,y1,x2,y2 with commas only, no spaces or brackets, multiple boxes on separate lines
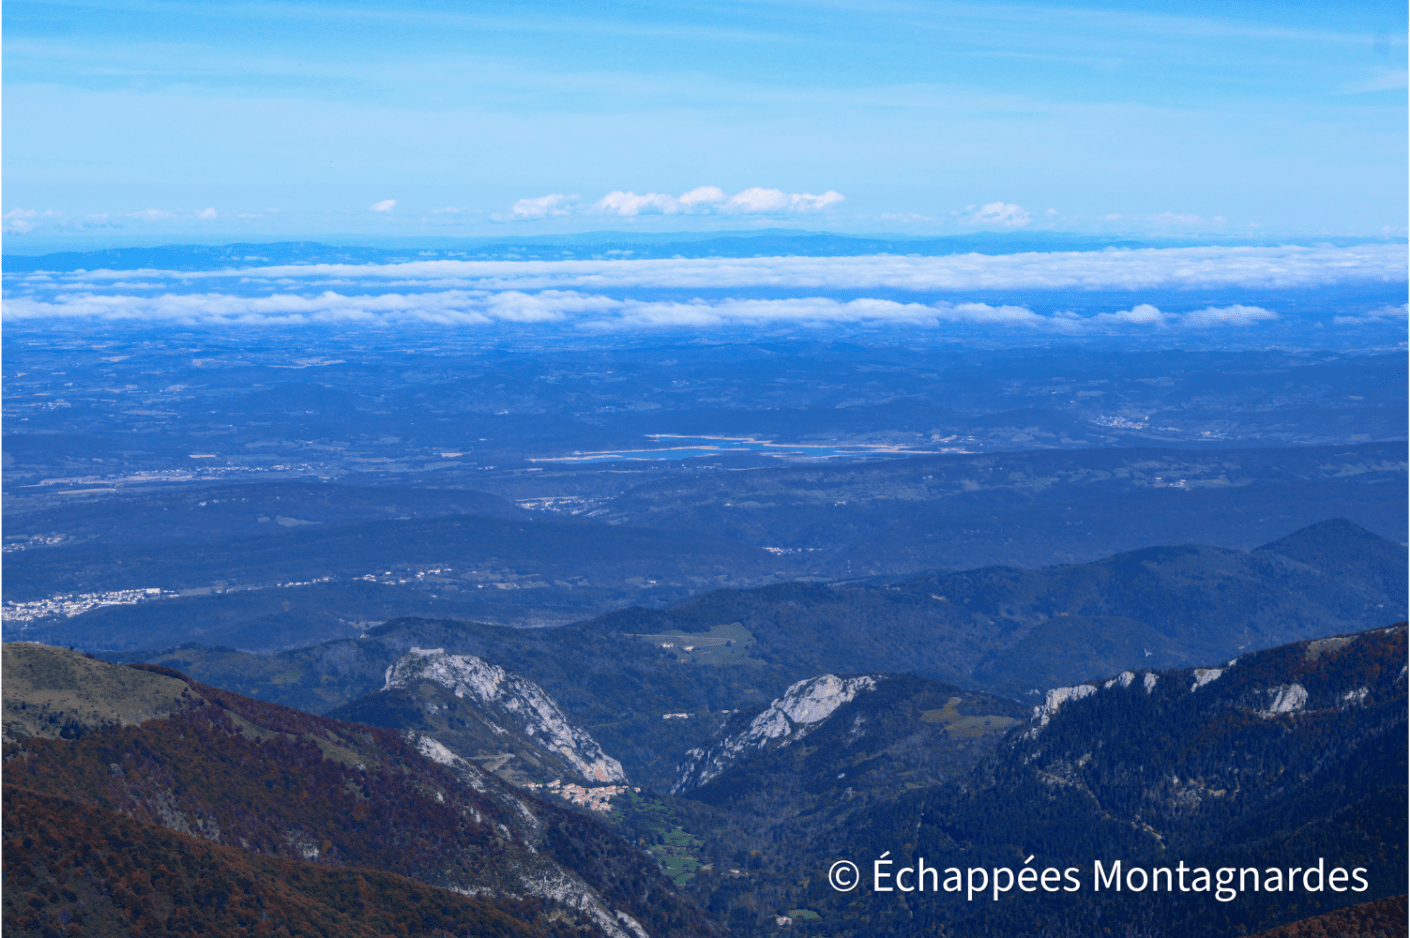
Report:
584,517,1407,697
108,519,1407,790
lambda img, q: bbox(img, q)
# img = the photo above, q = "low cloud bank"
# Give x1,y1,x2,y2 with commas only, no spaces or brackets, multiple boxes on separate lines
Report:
18,243,1402,295
2,290,1283,333
5,244,1399,332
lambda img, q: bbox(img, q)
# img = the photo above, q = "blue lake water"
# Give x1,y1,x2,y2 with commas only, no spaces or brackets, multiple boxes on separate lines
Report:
534,436,931,463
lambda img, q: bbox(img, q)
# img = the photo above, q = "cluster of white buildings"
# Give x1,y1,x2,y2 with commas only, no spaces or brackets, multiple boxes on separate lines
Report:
2,587,166,626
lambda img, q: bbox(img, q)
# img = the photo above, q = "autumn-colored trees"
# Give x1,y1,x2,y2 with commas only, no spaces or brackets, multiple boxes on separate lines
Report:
3,786,555,938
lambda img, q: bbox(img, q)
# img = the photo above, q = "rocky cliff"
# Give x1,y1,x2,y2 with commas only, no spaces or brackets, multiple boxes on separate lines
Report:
369,646,628,785
673,674,879,793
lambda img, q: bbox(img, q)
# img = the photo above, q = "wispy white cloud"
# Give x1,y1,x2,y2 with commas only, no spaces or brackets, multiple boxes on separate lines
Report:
1,245,1392,339
720,187,844,214
876,212,937,223
4,208,39,234
369,199,397,212
590,187,722,215
197,207,217,220
1149,212,1203,225
495,193,580,221
588,298,1049,330
1333,302,1408,325
591,190,678,215
1181,304,1276,327
580,186,844,216
965,202,1030,227
1085,303,1277,328
1091,302,1168,326
934,301,1051,326
1343,69,1409,94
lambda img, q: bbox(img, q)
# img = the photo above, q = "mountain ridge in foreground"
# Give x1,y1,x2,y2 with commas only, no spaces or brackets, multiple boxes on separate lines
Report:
4,620,1404,936
2,642,721,938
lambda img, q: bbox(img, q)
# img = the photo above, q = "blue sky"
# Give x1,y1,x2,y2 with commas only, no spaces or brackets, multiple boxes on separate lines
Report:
4,0,1406,248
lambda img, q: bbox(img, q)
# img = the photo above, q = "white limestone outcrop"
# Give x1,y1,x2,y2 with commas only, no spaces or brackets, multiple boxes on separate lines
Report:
387,649,626,784
1258,683,1308,717
1032,684,1098,727
672,674,879,793
1190,668,1224,691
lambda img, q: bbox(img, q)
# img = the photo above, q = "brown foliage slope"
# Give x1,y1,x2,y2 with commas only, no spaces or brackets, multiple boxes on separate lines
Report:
1246,895,1407,938
2,785,553,938
3,655,722,938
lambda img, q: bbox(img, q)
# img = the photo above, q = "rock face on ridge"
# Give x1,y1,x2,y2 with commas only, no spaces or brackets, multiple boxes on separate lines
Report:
673,674,879,793
331,646,627,787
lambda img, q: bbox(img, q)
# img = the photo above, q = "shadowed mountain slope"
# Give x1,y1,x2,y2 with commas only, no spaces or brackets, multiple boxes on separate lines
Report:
813,625,1408,938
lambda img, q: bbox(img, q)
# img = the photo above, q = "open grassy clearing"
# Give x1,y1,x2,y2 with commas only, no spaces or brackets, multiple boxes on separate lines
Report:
628,622,761,666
